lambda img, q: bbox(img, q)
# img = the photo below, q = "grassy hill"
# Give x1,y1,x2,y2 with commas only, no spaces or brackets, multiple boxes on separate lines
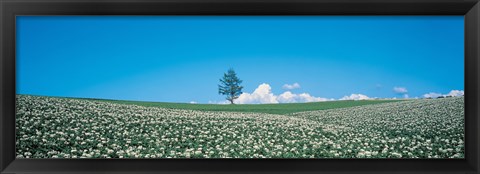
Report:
18,94,403,115
87,97,402,115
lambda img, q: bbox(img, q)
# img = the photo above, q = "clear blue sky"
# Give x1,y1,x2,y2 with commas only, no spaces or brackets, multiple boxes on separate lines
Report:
16,16,464,103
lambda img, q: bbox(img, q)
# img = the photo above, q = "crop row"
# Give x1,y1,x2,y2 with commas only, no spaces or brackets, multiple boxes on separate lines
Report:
15,95,464,158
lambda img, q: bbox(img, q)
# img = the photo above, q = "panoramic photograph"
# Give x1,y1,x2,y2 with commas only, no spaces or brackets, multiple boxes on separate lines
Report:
16,16,464,158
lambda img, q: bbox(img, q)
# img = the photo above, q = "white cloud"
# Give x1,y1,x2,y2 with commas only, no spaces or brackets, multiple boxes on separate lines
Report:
277,91,330,103
340,94,370,100
282,83,301,90
236,83,279,104
422,90,464,98
235,83,329,104
393,87,408,94
423,92,442,98
448,90,464,97
189,101,197,104
208,100,230,104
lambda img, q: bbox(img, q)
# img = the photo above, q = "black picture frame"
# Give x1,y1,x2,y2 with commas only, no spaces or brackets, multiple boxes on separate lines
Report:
1,0,479,173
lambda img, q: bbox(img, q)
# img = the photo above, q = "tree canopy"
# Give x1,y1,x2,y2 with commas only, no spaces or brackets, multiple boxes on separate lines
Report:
218,68,243,104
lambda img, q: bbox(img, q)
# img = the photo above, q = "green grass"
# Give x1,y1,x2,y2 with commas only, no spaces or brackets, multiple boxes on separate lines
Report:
88,98,403,115
17,94,405,115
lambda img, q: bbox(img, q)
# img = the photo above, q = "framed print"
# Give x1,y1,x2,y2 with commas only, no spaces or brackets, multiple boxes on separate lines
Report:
1,0,479,173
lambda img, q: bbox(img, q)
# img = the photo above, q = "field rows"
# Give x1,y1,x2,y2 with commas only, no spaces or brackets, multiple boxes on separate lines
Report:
16,95,464,158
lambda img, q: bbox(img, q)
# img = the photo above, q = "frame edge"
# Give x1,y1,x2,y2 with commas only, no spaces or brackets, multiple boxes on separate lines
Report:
465,1,480,173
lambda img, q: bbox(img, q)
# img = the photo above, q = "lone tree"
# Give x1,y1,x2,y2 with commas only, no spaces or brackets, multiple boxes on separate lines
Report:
218,68,243,104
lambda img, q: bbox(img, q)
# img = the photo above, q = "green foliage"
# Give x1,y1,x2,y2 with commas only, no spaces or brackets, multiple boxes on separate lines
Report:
16,95,464,159
218,68,243,104
92,98,402,115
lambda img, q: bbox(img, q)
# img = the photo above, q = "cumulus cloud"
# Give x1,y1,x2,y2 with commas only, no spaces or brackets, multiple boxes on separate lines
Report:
208,100,230,104
282,83,301,90
235,83,329,104
277,91,330,103
448,90,464,97
236,83,279,104
393,87,408,94
340,94,370,100
422,90,464,98
423,92,442,98
189,101,197,104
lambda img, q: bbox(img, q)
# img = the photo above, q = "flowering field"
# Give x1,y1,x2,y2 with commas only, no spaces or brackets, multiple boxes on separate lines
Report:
16,95,464,158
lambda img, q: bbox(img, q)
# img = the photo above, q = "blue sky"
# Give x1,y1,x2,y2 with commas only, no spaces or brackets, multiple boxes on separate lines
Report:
16,16,464,103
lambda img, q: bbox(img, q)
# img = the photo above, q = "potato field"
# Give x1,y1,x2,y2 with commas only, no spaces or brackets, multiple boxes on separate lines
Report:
15,95,464,158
